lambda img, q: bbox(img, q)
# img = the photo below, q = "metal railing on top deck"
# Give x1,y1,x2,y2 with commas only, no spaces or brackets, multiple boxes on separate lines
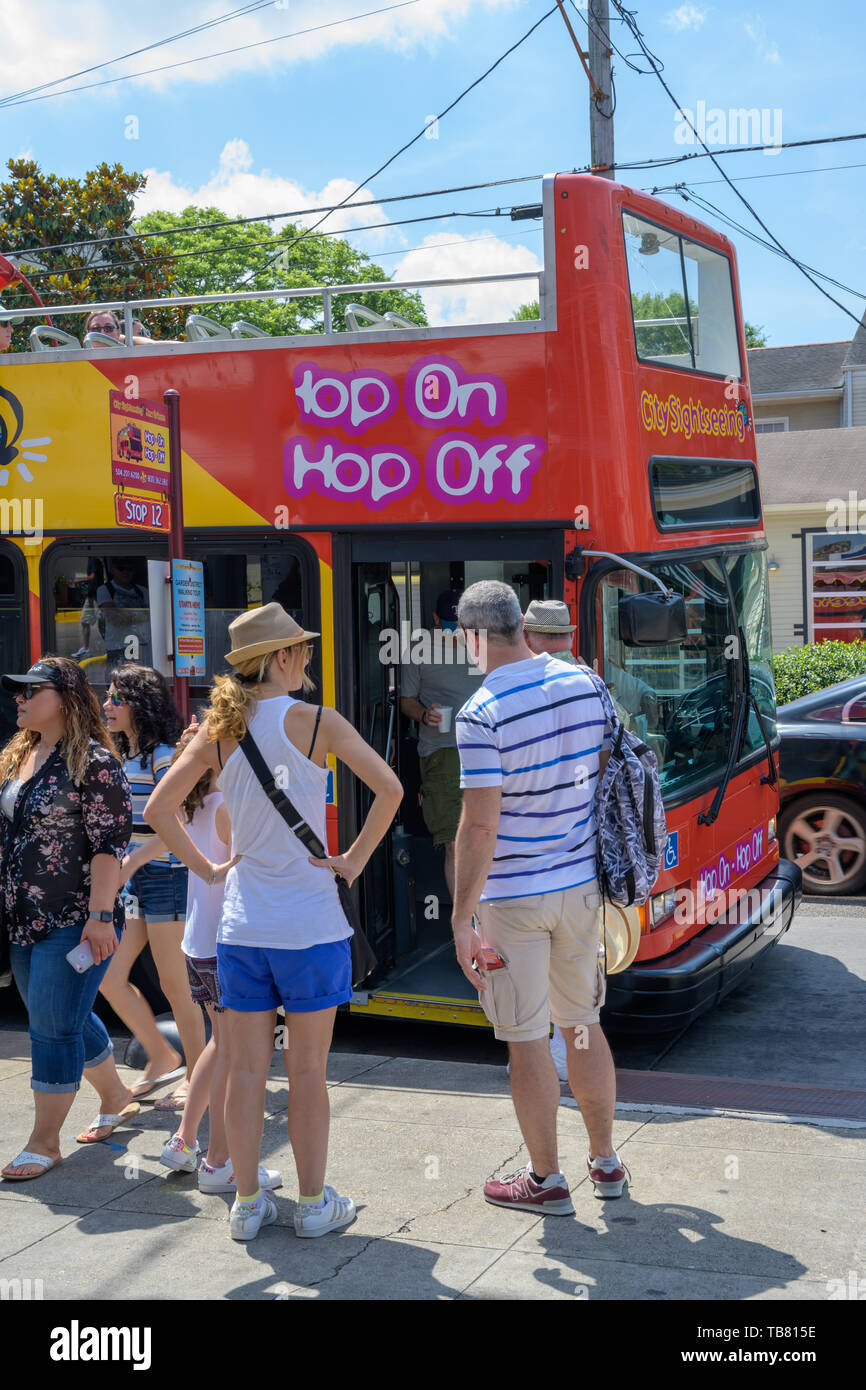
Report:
0,270,544,349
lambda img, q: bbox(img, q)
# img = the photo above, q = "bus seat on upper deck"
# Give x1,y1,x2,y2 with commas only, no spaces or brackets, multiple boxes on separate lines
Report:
344,303,389,332
383,311,418,329
230,320,270,339
83,331,123,349
185,313,231,341
29,325,80,351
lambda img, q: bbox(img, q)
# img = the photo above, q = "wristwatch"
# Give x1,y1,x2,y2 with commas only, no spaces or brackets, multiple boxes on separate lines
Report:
88,910,114,922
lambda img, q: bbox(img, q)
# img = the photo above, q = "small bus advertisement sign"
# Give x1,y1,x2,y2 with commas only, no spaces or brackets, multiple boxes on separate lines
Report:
109,390,170,491
114,491,171,532
171,558,206,678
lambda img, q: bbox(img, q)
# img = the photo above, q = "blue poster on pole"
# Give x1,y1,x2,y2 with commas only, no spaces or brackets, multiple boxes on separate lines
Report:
172,558,205,678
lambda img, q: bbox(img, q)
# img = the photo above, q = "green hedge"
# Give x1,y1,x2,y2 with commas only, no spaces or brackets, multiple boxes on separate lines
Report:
772,640,866,707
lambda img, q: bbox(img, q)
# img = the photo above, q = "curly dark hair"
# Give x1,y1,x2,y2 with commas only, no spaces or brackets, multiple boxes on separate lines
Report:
109,664,182,767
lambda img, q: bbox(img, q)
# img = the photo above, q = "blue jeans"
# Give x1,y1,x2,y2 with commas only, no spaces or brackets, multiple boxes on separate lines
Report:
9,921,117,1093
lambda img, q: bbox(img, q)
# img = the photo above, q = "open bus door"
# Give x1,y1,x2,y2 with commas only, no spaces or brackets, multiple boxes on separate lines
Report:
340,528,563,1024
353,562,401,975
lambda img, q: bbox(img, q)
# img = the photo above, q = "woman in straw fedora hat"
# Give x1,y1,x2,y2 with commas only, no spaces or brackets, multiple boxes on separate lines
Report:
145,604,402,1241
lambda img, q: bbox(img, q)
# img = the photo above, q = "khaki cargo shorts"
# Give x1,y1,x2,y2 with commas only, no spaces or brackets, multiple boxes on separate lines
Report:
475,882,606,1042
419,747,463,846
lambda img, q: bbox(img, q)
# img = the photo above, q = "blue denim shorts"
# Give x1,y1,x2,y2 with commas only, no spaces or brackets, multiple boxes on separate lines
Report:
127,862,188,920
216,938,352,1014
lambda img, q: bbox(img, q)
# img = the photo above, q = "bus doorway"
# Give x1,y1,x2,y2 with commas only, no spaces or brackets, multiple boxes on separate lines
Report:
338,529,563,1025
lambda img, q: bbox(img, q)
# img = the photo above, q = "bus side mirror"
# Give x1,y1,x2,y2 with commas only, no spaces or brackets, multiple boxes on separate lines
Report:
619,592,687,646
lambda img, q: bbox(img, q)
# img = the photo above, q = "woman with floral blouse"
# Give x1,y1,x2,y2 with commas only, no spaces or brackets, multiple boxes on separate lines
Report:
0,657,139,1180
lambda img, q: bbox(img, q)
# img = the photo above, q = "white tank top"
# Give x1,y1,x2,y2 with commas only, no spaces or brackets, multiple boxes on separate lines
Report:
182,791,227,960
216,696,349,950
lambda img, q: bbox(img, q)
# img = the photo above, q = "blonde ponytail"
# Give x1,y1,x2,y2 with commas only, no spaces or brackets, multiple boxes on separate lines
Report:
205,641,317,743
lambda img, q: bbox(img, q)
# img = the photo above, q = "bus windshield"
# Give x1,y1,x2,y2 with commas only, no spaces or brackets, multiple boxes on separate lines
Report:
596,549,775,799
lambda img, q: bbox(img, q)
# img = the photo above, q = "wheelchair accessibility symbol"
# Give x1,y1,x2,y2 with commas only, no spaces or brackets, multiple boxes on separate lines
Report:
663,832,679,871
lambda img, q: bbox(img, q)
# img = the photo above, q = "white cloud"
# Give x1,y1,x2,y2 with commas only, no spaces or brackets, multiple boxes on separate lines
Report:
743,13,782,63
663,5,709,31
136,139,393,241
0,0,522,100
391,230,541,325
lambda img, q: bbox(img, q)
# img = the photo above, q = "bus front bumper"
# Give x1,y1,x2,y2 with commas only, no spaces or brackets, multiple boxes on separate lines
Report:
602,858,803,1035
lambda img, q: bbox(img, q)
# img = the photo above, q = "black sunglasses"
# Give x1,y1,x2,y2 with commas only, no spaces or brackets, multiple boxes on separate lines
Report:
15,683,54,701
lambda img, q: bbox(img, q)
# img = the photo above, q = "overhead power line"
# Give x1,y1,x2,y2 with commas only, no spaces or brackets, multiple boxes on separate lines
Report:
0,0,276,109
6,173,546,261
19,205,510,288
674,186,866,302
607,1,864,327
0,0,429,110
248,4,559,283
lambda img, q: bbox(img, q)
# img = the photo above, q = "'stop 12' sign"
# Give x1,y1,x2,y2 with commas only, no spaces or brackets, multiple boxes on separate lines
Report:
109,391,170,492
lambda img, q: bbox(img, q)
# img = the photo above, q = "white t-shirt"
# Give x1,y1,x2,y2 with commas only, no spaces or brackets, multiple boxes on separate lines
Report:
456,654,612,902
216,697,350,950
182,791,227,960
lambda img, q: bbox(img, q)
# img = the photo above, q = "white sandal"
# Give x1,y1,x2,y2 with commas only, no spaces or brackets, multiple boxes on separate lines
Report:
76,1102,141,1144
2,1149,62,1181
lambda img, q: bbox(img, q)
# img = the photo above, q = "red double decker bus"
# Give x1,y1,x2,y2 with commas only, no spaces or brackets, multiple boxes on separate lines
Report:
0,172,801,1030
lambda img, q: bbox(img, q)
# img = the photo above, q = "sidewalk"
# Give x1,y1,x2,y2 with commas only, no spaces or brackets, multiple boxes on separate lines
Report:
0,1027,862,1301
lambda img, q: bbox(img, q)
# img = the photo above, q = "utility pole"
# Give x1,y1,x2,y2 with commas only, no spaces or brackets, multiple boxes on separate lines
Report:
554,0,614,176
587,0,614,177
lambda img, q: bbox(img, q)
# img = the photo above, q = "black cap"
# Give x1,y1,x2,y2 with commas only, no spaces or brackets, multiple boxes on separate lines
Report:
435,589,462,621
2,662,65,693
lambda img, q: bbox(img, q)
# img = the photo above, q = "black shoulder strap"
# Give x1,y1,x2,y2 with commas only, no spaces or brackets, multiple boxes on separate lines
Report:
308,705,324,761
238,730,327,860
215,739,223,770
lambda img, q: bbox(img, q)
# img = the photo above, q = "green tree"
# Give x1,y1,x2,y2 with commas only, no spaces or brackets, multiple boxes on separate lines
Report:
134,207,427,336
510,299,540,321
0,157,175,347
631,290,767,355
745,322,768,348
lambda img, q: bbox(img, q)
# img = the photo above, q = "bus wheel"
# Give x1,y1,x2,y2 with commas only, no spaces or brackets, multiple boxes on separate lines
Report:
780,792,866,896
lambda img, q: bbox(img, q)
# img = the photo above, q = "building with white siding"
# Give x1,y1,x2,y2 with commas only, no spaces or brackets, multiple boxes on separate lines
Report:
748,320,866,653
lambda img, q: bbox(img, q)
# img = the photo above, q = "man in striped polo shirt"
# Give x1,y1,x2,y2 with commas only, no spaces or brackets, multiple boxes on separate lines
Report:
452,580,627,1210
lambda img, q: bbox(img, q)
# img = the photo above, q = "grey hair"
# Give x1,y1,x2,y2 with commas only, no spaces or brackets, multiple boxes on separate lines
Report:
457,580,522,645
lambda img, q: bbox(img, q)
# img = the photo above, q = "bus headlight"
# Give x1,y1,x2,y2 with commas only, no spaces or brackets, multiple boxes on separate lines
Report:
768,816,777,841
649,889,678,926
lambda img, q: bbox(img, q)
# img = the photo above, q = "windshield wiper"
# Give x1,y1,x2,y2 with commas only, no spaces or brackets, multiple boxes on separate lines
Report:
698,625,776,826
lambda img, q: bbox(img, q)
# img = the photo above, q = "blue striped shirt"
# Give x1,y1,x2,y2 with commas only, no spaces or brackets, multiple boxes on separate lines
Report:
124,744,179,865
456,655,611,901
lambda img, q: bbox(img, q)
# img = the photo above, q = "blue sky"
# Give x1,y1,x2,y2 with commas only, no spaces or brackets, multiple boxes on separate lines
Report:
1,0,864,344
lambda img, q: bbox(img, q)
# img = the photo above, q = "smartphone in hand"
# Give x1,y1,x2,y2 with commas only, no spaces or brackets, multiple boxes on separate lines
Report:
65,941,95,973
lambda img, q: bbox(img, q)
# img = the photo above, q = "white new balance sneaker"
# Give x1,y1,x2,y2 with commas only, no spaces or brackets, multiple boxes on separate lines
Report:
229,1190,279,1241
293,1185,356,1238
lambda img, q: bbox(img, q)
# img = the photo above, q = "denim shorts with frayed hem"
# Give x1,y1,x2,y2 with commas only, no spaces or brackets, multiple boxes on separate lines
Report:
216,938,353,1014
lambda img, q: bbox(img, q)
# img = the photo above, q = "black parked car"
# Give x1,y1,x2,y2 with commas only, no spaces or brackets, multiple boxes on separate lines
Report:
777,675,866,895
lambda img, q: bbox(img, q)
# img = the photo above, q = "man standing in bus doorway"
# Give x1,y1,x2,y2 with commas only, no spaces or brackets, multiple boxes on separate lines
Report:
97,558,151,668
400,590,482,904
452,580,628,1211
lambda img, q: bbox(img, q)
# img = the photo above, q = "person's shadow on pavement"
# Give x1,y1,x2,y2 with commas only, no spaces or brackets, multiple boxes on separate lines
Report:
527,1195,806,1300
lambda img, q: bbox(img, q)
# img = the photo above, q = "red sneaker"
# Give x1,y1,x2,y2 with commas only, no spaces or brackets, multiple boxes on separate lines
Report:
483,1165,574,1215
586,1152,629,1198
